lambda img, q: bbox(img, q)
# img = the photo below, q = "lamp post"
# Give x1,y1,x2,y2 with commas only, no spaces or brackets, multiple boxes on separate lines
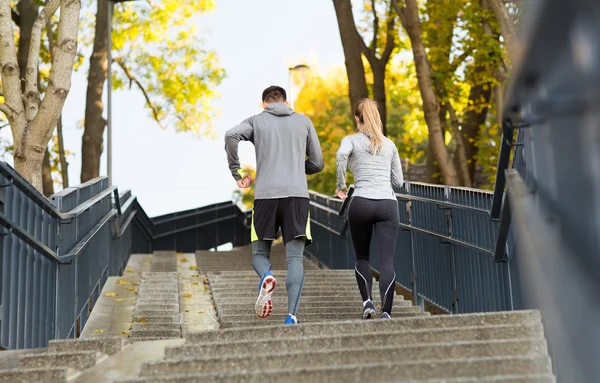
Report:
288,64,310,109
107,0,113,186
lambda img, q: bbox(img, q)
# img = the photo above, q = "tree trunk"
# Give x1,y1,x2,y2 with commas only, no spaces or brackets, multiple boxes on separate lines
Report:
447,103,472,187
371,62,387,136
81,0,111,182
41,148,54,196
394,0,459,186
57,115,69,187
484,0,520,61
332,0,368,118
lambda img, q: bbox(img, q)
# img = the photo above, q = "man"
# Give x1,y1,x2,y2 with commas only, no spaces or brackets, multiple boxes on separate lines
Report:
224,85,324,325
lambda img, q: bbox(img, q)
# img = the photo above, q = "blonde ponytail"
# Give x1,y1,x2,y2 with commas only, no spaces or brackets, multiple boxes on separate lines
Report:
355,98,385,154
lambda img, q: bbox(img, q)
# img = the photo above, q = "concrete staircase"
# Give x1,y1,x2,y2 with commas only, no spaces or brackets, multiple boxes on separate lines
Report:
0,245,556,382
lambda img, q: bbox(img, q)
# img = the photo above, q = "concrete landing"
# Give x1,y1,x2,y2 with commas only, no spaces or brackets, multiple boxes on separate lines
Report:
72,338,185,383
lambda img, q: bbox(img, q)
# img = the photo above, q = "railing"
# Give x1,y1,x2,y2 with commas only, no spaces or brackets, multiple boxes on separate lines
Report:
0,160,251,350
307,183,517,315
131,201,251,254
492,0,600,381
0,162,136,350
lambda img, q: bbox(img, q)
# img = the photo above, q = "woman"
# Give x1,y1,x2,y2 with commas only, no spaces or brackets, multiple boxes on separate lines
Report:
336,98,404,319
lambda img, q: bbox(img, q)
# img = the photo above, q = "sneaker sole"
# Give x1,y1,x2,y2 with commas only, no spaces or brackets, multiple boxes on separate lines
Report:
362,307,376,320
255,276,276,318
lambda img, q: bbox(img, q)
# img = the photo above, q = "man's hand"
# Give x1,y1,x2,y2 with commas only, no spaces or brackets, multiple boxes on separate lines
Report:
335,189,348,200
237,175,254,189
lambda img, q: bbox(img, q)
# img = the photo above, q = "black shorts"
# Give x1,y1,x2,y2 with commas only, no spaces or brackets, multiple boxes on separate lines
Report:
251,197,312,245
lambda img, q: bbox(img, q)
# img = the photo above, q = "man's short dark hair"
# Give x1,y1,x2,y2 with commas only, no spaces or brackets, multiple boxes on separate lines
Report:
262,86,287,103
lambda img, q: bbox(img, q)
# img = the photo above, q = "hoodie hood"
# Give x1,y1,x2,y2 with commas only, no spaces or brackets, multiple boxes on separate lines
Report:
265,102,294,117
355,132,376,154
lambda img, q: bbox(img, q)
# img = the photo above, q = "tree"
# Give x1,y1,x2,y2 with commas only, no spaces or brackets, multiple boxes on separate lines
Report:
80,0,225,182
332,0,368,122
332,0,398,135
392,0,459,185
292,66,417,194
484,0,520,61
0,0,81,191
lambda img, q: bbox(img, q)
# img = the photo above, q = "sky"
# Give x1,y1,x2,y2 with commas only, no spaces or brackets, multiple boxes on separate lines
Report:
1,0,347,217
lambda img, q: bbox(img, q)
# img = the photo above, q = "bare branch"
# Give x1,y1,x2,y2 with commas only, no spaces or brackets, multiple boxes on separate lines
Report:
46,10,55,59
448,48,473,74
0,104,13,118
381,2,396,64
113,57,165,129
391,0,408,28
370,0,379,52
24,0,60,122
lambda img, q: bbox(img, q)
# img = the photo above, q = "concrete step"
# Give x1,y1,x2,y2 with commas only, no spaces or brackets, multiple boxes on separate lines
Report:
184,311,541,343
213,297,405,307
133,315,181,323
215,299,412,313
0,368,67,382
209,282,385,291
212,290,389,298
217,306,422,321
208,270,359,277
119,355,551,382
134,309,180,316
19,351,97,370
414,376,556,383
136,304,180,311
177,325,543,356
145,338,546,376
128,329,182,339
219,312,429,327
132,323,181,331
48,337,124,355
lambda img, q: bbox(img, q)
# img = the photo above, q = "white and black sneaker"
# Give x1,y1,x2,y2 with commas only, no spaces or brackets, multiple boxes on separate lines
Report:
380,312,391,320
362,300,376,319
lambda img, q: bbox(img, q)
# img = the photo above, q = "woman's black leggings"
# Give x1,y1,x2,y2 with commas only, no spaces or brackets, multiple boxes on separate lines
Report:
348,197,399,315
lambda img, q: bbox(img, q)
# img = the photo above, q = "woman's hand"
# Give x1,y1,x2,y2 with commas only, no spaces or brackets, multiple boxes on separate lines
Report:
335,189,348,200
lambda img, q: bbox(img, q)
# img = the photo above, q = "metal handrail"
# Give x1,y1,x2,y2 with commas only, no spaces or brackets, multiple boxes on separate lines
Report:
0,162,116,221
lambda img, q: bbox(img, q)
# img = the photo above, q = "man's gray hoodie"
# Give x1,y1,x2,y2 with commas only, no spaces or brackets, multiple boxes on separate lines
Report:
224,103,324,200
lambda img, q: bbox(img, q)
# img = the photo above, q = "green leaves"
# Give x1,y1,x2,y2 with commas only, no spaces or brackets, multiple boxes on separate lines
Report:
110,0,224,135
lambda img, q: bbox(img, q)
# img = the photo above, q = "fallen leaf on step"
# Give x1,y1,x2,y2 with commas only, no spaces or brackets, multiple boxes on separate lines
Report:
116,279,128,285
134,317,147,323
105,292,118,297
245,276,250,280
203,286,209,292
193,282,199,286
114,298,124,302
198,310,205,314
94,330,104,333
336,294,341,297
183,293,192,298
125,269,134,273
122,331,130,335
177,252,183,255
180,258,189,263
128,287,135,291
192,274,199,278
189,266,198,270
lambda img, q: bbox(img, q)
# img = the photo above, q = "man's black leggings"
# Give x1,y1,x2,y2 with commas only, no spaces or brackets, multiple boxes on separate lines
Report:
348,196,399,315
